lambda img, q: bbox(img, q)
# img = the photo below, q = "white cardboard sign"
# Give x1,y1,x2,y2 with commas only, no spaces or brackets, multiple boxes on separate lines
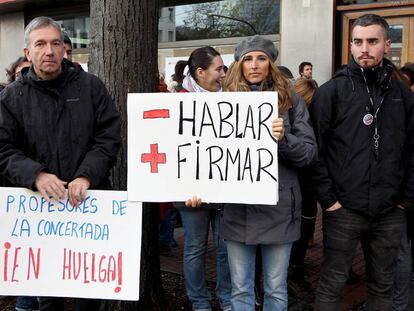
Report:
127,92,279,205
0,187,142,301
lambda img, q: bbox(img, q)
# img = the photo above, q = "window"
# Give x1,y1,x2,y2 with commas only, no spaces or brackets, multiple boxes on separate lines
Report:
54,13,90,49
338,0,403,5
168,31,174,42
168,8,174,22
158,0,280,42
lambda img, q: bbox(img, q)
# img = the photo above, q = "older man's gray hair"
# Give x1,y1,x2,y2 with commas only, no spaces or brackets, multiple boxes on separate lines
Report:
24,16,63,48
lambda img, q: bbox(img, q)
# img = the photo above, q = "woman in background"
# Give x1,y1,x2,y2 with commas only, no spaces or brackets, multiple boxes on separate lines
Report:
288,77,318,301
6,56,30,84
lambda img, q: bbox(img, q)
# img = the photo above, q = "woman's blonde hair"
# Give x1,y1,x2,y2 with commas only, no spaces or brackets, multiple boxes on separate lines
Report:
293,78,317,107
223,56,293,114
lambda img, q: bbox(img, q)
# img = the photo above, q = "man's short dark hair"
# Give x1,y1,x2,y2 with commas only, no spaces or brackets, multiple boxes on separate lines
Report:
352,14,390,40
299,62,312,74
278,66,293,79
63,31,72,47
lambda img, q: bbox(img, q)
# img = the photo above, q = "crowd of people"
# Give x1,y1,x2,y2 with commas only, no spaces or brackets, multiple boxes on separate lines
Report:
1,12,414,311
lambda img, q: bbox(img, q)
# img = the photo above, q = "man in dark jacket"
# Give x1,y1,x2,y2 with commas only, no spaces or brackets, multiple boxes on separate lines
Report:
0,16,120,311
310,14,414,311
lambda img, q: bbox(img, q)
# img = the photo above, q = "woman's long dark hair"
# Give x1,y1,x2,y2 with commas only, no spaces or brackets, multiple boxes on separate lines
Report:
186,46,221,82
172,60,187,84
6,56,29,84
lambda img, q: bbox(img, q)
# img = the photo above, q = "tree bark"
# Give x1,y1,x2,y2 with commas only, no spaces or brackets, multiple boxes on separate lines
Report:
89,1,164,309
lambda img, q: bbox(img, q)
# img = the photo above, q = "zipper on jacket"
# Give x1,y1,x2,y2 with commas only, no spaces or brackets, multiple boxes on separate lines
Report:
290,187,296,223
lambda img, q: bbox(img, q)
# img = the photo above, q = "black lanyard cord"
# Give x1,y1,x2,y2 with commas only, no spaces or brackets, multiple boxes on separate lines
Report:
360,68,384,157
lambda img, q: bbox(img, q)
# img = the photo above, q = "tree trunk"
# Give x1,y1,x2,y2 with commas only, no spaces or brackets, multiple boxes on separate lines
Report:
89,1,164,310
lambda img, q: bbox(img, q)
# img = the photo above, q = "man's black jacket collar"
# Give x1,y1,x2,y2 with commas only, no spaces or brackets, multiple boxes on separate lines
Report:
21,59,79,92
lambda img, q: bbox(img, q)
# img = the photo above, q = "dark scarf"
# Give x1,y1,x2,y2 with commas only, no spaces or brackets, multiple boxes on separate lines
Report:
248,75,274,91
24,59,78,93
349,57,393,90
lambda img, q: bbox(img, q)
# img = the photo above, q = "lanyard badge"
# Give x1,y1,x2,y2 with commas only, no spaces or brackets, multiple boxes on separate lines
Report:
360,68,385,158
362,113,374,126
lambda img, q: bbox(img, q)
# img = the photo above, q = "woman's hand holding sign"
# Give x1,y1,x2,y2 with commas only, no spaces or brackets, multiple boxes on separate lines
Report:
185,195,202,208
272,117,285,141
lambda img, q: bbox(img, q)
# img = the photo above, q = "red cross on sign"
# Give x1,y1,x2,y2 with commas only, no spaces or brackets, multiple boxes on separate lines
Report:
141,143,167,173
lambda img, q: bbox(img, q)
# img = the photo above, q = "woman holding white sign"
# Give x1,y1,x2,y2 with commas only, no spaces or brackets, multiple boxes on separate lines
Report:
221,35,317,310
176,46,232,311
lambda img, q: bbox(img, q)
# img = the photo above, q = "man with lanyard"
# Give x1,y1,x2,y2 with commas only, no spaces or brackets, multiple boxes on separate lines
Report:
310,14,414,310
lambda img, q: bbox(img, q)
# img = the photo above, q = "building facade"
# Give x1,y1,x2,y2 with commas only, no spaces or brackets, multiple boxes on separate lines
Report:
0,0,412,85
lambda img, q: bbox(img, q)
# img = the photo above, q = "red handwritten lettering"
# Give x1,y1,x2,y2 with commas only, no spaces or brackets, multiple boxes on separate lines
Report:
98,255,107,282
3,242,11,281
91,253,96,282
61,249,123,293
107,256,116,282
27,247,41,280
2,242,40,282
73,252,81,280
62,248,71,280
83,252,89,284
114,252,122,293
11,247,21,282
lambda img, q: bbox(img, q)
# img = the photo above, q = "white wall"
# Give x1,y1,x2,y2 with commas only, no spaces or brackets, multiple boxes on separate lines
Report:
0,12,25,84
280,0,334,85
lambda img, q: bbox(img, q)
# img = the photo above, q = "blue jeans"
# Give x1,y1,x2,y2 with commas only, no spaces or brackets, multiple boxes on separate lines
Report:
38,297,100,311
179,206,231,311
316,207,405,311
16,296,38,311
159,206,178,247
226,240,292,311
